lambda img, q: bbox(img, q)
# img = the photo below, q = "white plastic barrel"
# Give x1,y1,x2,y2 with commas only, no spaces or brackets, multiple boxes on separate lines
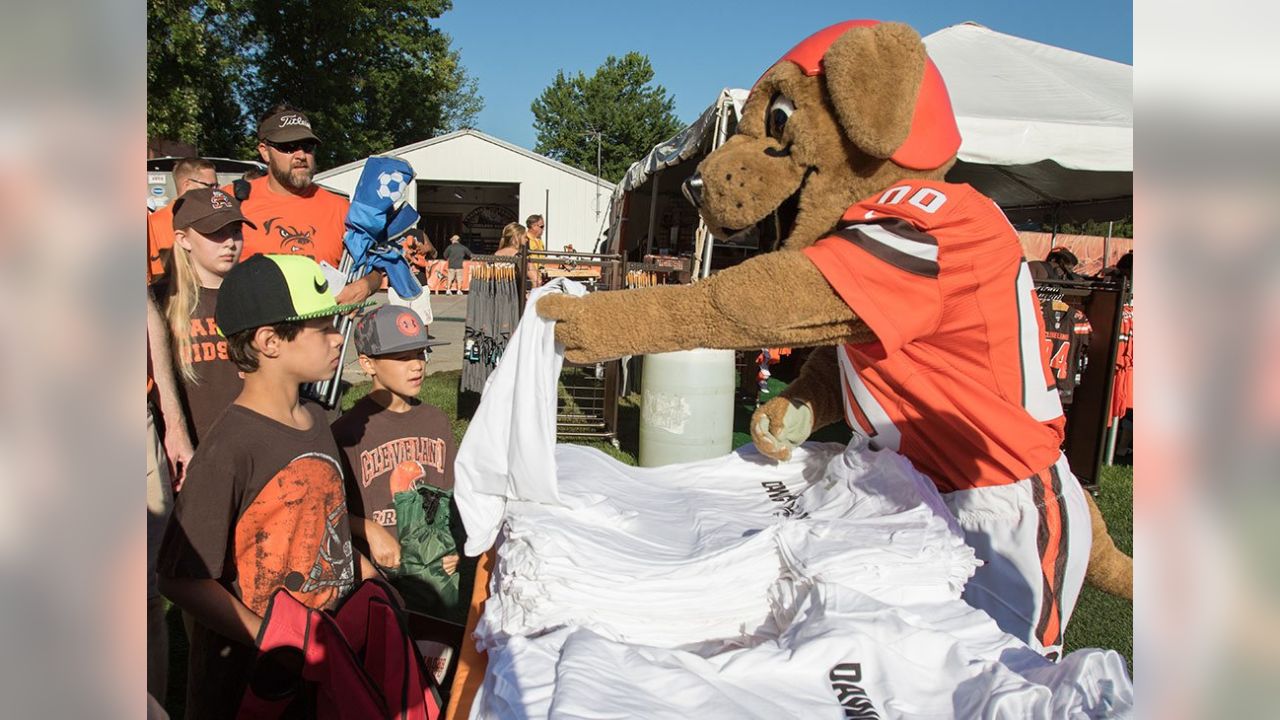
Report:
638,348,736,467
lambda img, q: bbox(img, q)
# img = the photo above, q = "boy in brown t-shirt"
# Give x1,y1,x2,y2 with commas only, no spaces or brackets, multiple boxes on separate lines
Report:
158,254,380,719
332,304,456,574
332,305,463,680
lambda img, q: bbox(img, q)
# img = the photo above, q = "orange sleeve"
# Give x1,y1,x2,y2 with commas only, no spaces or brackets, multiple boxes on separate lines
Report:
803,233,942,355
146,210,173,281
146,220,160,283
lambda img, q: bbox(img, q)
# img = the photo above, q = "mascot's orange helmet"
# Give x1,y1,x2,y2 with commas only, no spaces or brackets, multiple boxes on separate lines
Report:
765,20,961,171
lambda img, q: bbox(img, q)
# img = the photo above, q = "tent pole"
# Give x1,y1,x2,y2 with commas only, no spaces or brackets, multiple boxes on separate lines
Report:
1104,220,1113,269
646,171,660,258
701,92,733,280
1105,420,1119,465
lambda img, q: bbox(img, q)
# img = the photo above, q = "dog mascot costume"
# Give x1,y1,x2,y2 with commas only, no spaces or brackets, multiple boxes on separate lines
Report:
539,20,1132,657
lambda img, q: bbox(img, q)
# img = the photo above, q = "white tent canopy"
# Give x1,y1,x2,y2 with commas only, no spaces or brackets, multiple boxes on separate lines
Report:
924,22,1133,221
613,88,749,197
603,88,748,271
605,24,1133,259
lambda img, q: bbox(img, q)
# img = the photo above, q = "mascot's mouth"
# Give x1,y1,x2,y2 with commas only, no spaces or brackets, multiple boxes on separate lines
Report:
718,166,815,251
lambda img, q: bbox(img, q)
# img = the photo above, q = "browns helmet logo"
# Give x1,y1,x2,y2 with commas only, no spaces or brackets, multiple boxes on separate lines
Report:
233,452,354,614
389,460,425,495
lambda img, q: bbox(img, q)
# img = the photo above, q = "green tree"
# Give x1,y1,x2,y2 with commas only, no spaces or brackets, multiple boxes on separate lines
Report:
532,52,682,183
147,0,250,156
147,0,482,166
1041,217,1134,238
238,0,481,168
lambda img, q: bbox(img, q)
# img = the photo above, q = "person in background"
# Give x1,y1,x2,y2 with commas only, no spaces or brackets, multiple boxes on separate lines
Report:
147,157,218,283
524,214,546,251
494,222,526,257
523,215,546,289
1044,246,1084,281
442,234,472,295
235,103,381,305
402,227,435,283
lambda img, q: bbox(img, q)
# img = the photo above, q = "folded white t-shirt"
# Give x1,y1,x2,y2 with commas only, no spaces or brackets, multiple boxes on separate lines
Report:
454,278,588,555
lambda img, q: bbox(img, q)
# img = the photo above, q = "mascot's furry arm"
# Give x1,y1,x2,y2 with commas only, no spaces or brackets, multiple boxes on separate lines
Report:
538,250,874,364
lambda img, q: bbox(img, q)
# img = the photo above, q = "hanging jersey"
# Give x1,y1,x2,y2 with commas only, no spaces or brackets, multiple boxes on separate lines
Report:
803,180,1065,493
1110,300,1134,421
1040,302,1092,405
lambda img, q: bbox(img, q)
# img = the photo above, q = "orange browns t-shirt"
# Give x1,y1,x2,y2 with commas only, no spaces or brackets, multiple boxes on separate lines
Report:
803,180,1065,493
232,176,349,267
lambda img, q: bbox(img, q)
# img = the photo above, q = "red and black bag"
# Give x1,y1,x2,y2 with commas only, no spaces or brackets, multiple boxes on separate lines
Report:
239,579,443,719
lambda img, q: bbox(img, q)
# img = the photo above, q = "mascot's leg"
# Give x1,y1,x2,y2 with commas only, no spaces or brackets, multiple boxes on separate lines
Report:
1083,492,1134,599
943,454,1091,661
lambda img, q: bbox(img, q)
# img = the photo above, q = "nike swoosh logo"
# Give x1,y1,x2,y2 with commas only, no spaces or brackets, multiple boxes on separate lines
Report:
314,277,329,294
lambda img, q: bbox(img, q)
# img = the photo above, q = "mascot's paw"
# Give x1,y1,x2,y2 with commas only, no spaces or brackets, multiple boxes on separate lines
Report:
751,398,815,462
537,293,612,364
1084,492,1134,600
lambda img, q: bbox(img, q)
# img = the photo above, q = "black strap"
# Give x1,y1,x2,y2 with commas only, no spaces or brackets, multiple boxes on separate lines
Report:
232,178,252,202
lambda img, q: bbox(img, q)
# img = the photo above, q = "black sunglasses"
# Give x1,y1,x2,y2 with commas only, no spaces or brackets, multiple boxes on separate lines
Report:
267,139,317,154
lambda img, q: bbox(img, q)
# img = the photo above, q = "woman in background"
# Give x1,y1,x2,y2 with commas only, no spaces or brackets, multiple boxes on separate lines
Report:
495,222,526,257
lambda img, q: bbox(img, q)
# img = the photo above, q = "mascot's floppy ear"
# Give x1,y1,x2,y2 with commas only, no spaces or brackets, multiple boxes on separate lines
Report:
822,22,927,161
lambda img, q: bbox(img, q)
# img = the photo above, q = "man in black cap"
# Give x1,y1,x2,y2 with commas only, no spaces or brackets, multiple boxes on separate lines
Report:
1044,246,1084,281
235,103,383,305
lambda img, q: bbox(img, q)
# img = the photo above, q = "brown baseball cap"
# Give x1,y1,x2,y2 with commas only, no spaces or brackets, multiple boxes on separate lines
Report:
172,188,257,234
257,109,320,144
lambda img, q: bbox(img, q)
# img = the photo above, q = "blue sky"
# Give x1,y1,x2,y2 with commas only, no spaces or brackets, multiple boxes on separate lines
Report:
435,1,1132,151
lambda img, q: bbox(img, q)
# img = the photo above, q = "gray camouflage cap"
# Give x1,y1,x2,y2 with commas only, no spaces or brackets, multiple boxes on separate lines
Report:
354,304,450,356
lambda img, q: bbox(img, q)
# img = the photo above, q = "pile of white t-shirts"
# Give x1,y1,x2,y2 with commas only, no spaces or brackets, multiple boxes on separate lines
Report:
478,441,976,651
547,585,1134,719
455,280,1134,719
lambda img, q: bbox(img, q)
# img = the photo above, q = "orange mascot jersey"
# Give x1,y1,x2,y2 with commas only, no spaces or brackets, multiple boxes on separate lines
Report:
234,176,350,268
804,180,1065,493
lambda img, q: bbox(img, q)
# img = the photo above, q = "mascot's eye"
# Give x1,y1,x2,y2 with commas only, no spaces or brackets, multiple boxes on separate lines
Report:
767,94,795,140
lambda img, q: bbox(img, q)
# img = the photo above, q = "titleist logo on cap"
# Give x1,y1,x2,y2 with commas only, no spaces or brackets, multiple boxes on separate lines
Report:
277,114,312,129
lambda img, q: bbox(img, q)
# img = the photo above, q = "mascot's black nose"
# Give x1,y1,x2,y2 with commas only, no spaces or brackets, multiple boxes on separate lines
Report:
682,173,704,209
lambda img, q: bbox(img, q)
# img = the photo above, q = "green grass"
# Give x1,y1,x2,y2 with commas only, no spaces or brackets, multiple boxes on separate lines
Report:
163,371,1132,715
1063,464,1133,670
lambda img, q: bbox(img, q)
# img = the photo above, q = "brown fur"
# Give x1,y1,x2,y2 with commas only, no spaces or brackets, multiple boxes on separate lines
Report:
1084,491,1134,599
824,23,926,159
537,21,1132,601
539,251,873,365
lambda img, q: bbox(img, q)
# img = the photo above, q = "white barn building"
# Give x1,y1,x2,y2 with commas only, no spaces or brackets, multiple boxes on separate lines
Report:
315,129,614,253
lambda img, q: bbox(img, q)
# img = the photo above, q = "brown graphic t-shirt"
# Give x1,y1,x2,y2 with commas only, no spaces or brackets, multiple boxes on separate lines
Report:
177,286,244,444
234,176,349,267
159,402,356,718
331,396,455,536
